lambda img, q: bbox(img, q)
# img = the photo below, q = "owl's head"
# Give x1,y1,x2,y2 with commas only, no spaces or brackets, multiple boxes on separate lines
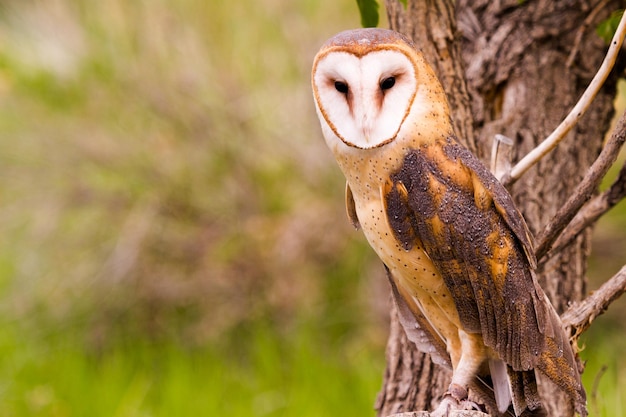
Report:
312,28,449,151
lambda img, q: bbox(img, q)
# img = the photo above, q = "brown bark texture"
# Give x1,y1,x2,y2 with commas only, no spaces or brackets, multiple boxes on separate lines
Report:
376,1,624,416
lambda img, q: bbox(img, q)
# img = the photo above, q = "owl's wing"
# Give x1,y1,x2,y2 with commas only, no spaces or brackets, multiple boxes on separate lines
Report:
383,137,585,415
345,183,361,230
386,266,452,369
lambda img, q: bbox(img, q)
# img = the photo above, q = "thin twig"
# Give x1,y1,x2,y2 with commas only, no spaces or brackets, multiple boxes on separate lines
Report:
561,265,626,339
542,159,626,262
566,0,611,68
534,111,626,260
505,11,626,186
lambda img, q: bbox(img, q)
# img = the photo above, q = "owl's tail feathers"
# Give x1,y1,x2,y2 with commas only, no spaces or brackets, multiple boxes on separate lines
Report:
470,363,545,417
506,367,544,416
488,359,512,413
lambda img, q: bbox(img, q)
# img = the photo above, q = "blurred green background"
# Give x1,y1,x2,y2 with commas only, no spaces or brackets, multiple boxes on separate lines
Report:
0,1,624,416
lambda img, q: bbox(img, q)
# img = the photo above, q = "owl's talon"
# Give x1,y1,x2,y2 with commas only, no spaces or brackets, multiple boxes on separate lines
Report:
431,395,458,417
430,394,483,417
447,383,468,402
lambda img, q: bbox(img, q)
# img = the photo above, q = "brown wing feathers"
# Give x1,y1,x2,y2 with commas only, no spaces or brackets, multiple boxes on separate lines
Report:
443,139,586,415
384,136,586,415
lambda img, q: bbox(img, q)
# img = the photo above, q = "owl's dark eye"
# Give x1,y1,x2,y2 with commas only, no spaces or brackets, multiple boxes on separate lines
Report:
380,76,396,91
334,81,349,94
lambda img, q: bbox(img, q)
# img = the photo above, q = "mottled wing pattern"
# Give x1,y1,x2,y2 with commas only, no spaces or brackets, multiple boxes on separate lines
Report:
443,140,537,270
438,140,585,415
384,136,586,416
384,138,542,366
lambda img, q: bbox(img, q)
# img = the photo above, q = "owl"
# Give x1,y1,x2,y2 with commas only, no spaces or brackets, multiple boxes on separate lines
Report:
311,28,586,417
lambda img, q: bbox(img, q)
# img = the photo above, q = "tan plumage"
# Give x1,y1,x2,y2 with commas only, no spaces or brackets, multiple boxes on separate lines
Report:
312,28,586,416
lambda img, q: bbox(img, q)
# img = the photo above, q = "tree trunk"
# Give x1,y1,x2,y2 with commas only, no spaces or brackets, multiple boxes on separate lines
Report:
376,1,622,416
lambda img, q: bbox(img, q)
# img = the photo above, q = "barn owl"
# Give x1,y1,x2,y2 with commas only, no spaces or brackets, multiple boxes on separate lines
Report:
311,28,587,417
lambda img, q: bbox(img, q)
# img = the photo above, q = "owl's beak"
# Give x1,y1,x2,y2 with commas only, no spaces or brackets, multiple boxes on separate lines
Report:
356,101,377,146
360,122,371,144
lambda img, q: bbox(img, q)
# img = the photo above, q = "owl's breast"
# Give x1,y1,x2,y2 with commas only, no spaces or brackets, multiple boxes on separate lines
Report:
353,191,463,337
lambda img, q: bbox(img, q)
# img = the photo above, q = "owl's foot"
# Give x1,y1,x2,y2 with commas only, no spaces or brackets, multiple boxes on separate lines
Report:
431,384,481,417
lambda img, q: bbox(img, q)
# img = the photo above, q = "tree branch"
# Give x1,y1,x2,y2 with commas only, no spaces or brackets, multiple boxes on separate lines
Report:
565,0,612,68
534,110,626,261
504,10,626,185
561,265,626,339
542,159,626,262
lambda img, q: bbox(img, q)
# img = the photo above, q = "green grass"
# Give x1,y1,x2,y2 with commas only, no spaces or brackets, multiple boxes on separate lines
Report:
580,321,626,417
0,322,384,417
1,319,624,417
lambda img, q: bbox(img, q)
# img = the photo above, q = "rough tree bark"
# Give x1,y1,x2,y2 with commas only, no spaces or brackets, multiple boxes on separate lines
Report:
376,1,624,417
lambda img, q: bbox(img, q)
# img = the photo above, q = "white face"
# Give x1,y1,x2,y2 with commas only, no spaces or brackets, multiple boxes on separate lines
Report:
313,49,417,150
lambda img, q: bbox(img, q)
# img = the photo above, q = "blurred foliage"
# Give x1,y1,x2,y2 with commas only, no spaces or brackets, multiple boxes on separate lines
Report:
0,1,624,416
356,0,380,28
0,321,384,416
0,0,389,414
596,9,624,44
0,0,388,349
